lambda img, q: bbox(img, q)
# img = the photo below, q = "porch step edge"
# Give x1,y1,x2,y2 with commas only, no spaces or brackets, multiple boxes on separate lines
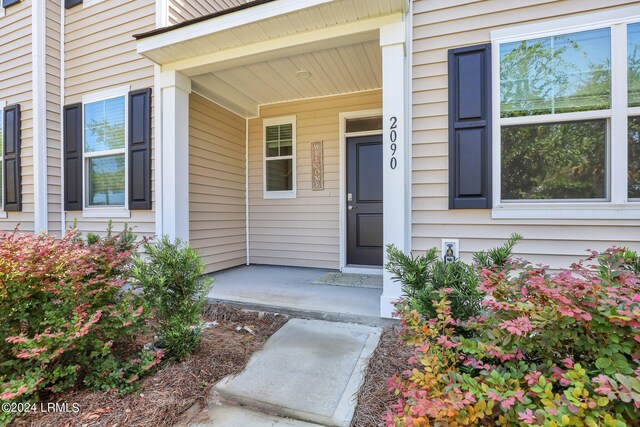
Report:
205,297,397,327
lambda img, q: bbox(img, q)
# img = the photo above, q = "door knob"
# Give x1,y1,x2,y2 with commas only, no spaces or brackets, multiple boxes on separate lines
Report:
348,205,357,210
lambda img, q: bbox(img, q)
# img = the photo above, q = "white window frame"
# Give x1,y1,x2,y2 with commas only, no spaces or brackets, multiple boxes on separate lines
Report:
491,5,640,220
263,115,297,200
0,5,5,18
83,0,105,8
0,100,6,219
81,86,130,218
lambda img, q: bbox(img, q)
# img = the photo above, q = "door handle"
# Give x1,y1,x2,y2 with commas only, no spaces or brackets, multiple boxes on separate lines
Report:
348,205,357,210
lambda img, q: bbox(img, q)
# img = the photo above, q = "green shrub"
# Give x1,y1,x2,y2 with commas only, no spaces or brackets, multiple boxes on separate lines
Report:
132,236,212,361
473,233,523,268
385,246,640,427
386,246,482,321
386,235,522,322
0,227,160,425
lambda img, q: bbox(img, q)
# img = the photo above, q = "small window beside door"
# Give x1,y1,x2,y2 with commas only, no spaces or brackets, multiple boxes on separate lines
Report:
263,116,296,199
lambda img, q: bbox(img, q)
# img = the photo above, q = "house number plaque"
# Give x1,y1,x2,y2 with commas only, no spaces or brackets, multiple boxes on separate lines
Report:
311,141,324,191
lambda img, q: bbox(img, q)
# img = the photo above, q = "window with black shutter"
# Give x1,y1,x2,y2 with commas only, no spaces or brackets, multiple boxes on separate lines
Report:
3,104,22,212
63,104,83,211
2,0,21,8
65,0,82,9
128,88,152,210
63,87,152,212
448,44,492,209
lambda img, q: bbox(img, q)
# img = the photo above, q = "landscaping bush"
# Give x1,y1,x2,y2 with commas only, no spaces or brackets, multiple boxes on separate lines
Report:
0,228,161,425
385,246,640,427
132,236,212,361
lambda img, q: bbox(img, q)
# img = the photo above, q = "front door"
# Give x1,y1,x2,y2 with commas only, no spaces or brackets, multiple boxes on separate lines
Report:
346,135,383,266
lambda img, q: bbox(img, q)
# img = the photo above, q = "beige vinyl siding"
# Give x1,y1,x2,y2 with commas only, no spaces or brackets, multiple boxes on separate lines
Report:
46,0,62,236
412,0,640,268
189,93,247,274
64,0,156,238
0,0,33,232
167,0,244,25
248,90,382,269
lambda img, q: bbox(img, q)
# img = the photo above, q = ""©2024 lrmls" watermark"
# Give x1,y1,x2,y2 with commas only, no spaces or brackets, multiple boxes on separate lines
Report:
2,402,80,415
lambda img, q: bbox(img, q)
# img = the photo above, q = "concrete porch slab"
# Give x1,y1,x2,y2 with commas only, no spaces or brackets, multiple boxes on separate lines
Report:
206,265,391,326
214,318,382,427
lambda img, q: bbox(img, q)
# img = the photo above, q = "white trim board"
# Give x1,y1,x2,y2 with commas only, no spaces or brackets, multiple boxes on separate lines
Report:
32,0,48,233
60,0,66,233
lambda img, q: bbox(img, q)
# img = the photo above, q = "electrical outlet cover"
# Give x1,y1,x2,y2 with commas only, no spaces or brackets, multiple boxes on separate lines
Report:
441,239,460,262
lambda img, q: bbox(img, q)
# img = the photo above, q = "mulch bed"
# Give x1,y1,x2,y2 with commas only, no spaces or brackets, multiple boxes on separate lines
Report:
11,305,289,427
351,325,413,427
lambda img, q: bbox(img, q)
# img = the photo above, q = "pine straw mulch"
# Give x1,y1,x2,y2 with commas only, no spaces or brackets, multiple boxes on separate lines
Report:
11,305,289,427
350,325,413,427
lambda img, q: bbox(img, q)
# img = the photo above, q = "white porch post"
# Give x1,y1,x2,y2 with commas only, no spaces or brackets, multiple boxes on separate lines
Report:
159,70,191,241
380,21,409,318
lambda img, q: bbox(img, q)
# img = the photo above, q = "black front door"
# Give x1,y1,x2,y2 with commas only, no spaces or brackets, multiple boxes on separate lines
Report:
346,135,383,266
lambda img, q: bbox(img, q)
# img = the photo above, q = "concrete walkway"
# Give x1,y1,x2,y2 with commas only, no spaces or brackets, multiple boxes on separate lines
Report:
206,265,389,326
189,318,382,427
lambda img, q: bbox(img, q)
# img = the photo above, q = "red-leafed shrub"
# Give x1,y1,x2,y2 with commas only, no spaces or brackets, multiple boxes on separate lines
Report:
0,227,161,424
385,246,640,427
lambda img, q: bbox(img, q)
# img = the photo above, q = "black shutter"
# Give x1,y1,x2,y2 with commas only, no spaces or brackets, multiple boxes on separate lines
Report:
63,104,83,211
128,88,152,210
3,104,21,212
65,0,82,9
2,0,20,8
448,44,492,209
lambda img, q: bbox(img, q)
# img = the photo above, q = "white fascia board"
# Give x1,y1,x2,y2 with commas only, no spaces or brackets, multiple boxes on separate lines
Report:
138,0,334,54
160,14,402,75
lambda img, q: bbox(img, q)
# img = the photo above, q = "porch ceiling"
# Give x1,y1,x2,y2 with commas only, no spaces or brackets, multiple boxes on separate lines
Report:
138,0,404,117
137,0,405,66
190,40,381,113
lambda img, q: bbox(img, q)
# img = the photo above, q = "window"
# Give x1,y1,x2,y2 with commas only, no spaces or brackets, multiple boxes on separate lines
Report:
83,92,127,209
263,116,296,199
499,28,611,202
492,11,640,217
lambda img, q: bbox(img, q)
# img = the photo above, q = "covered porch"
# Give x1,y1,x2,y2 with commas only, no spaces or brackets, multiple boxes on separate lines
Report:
135,0,411,318
206,265,390,325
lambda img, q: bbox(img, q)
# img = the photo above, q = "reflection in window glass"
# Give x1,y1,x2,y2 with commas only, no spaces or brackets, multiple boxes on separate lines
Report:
345,117,383,133
84,96,125,152
265,124,293,157
266,159,293,192
88,155,125,206
500,28,611,117
629,23,640,107
501,120,607,200
629,116,640,199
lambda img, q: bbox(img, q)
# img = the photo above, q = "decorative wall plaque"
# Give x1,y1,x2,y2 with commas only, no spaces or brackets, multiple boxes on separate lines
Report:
311,141,324,191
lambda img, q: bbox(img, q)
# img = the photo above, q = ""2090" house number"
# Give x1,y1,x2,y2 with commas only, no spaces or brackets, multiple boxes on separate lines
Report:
389,116,398,170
